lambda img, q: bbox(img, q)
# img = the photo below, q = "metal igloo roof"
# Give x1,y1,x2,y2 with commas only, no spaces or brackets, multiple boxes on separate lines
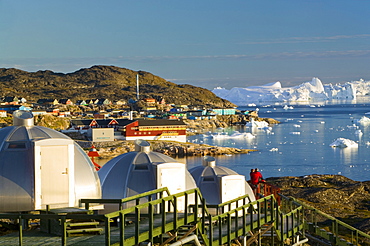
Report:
189,156,255,205
189,156,239,179
98,139,197,200
0,110,70,149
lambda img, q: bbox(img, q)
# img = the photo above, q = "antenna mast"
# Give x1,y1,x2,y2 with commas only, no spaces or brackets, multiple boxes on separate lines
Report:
136,73,139,101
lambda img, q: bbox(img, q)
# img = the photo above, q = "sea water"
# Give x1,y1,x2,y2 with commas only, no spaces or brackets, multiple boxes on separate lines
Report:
182,101,370,181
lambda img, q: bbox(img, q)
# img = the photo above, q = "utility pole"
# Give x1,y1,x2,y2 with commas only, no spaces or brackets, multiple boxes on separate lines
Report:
136,73,139,101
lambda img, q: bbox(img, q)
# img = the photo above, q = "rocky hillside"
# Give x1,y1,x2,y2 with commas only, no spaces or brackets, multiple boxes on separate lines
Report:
0,66,235,108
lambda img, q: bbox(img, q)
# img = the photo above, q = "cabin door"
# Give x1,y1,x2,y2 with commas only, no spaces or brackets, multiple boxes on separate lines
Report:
157,163,186,212
221,175,246,214
35,143,74,209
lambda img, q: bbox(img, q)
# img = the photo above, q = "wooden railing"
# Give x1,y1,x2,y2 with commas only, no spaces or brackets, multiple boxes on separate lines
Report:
284,195,370,246
0,188,308,246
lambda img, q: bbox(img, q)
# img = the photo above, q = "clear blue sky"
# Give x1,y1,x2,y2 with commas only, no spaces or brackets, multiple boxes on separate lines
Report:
1,0,370,89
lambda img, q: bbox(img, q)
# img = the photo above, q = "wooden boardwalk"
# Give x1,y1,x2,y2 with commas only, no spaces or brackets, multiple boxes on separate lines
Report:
0,213,191,246
0,214,281,246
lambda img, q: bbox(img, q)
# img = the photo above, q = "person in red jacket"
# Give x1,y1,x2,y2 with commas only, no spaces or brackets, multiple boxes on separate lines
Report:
250,168,264,185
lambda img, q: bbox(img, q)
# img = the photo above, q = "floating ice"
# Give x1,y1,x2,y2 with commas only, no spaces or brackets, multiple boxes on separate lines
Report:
329,138,358,148
347,124,359,129
246,118,269,128
269,148,279,151
289,132,301,135
353,116,370,124
293,124,301,128
355,129,363,136
203,131,255,139
283,105,294,110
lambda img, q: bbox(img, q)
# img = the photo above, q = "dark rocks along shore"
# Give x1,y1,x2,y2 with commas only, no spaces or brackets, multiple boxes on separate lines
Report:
267,174,370,234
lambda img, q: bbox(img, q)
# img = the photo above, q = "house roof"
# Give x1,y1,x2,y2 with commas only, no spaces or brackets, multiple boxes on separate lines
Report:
137,119,186,126
70,119,185,127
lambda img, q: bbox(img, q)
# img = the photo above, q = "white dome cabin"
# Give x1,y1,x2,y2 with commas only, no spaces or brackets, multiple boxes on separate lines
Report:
0,110,101,212
189,156,256,213
98,139,197,212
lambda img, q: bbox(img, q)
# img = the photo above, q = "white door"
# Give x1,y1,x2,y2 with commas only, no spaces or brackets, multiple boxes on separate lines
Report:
221,175,246,215
40,145,70,207
157,163,186,212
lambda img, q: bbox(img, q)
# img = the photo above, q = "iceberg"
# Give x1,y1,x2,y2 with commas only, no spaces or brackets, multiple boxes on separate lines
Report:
329,138,358,148
353,116,370,124
212,77,369,106
246,118,269,128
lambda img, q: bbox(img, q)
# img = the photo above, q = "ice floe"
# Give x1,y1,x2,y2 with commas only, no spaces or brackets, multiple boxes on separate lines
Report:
246,118,269,128
203,131,255,139
353,116,370,124
329,138,358,148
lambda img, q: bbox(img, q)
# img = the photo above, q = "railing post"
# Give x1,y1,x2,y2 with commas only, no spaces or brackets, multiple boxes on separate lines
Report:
257,200,261,229
194,190,199,223
135,207,140,244
174,196,178,230
234,208,238,239
218,217,222,245
162,199,166,233
242,205,246,236
61,216,67,246
184,192,188,224
280,213,284,242
202,197,206,234
149,203,154,243
46,205,51,234
18,215,23,246
120,212,125,246
249,204,254,232
227,213,231,245
209,214,213,246
105,216,111,246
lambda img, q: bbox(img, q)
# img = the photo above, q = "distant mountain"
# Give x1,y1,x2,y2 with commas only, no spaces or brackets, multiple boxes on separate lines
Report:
0,65,235,108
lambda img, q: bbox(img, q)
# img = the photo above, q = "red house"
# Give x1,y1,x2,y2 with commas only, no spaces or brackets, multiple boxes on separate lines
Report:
124,119,187,142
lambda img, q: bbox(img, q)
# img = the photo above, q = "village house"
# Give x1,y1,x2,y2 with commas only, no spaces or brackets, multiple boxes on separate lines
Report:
114,99,127,105
58,99,73,105
75,100,88,106
0,105,32,112
212,108,237,115
37,99,59,106
0,110,7,117
2,96,19,105
31,109,47,116
96,98,111,105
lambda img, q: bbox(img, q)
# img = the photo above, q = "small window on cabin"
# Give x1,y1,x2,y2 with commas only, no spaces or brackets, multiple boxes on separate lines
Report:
134,164,149,170
203,177,215,182
7,142,26,149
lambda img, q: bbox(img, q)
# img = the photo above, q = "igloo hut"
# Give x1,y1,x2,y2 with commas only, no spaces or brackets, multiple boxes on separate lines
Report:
189,156,256,207
0,110,101,212
98,139,197,212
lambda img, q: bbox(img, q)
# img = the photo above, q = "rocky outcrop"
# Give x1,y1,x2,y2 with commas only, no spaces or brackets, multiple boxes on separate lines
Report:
184,115,280,133
267,175,370,233
77,140,256,159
